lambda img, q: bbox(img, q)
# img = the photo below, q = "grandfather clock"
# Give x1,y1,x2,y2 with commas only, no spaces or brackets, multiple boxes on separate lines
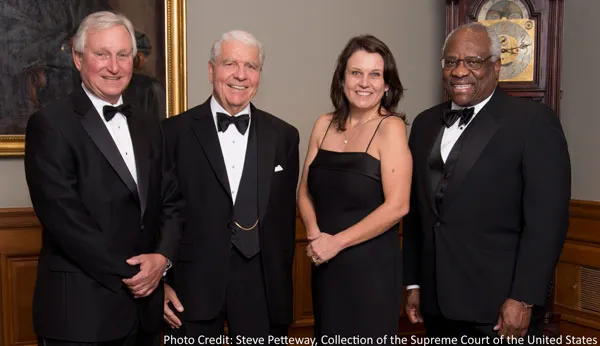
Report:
445,0,564,115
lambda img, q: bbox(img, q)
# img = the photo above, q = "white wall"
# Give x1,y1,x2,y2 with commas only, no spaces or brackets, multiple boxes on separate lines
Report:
186,0,445,167
0,1,459,207
560,0,600,201
0,158,30,207
4,1,597,206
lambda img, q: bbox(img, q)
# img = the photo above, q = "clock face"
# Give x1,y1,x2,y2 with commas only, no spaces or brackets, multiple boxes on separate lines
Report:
481,19,535,82
477,0,529,21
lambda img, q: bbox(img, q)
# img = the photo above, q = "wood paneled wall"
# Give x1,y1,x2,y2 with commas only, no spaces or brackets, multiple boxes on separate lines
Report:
1,201,599,344
0,208,40,346
556,200,600,337
290,211,315,338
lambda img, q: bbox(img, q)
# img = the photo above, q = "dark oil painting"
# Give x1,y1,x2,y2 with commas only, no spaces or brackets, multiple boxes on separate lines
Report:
0,0,166,135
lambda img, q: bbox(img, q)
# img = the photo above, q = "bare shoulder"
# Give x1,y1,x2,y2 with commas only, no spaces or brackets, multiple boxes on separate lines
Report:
311,113,334,136
315,113,333,128
378,115,408,140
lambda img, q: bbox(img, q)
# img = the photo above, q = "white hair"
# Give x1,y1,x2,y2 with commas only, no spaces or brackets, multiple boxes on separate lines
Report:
73,11,137,56
442,22,501,61
209,30,265,68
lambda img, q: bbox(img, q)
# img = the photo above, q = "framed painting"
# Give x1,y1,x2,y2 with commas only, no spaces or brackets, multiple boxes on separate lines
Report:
0,0,187,156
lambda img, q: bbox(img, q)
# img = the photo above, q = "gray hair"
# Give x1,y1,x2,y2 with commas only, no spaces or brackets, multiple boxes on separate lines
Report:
442,22,501,61
73,11,137,56
209,30,265,68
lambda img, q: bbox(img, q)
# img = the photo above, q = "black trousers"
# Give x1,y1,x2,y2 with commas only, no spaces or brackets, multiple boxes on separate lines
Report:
37,323,159,346
165,248,288,346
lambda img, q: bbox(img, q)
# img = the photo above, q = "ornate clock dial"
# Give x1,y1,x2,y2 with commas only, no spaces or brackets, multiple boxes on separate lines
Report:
477,0,529,21
481,19,535,81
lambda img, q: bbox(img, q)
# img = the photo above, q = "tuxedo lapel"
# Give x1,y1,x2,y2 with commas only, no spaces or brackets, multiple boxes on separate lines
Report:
126,101,150,217
440,91,504,213
419,106,447,216
425,128,445,215
191,102,232,200
254,107,276,220
75,89,140,204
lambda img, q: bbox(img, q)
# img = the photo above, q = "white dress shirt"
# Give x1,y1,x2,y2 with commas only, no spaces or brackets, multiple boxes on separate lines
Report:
210,96,251,204
440,92,494,162
406,92,494,291
82,84,138,184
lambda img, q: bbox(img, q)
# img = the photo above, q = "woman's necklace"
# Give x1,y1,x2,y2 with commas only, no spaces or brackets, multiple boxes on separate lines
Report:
343,113,376,145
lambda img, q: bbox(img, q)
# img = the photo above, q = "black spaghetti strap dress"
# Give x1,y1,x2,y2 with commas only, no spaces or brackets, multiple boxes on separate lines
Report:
308,116,402,344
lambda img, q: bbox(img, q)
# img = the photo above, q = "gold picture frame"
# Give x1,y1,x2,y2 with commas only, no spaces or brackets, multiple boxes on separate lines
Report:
165,0,188,118
0,0,187,156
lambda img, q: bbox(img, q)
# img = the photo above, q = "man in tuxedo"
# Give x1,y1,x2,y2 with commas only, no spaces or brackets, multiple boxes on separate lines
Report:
403,23,570,340
24,11,183,346
161,30,299,342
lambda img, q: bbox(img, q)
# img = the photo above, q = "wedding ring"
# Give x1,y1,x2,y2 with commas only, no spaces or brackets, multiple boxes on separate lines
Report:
312,256,318,263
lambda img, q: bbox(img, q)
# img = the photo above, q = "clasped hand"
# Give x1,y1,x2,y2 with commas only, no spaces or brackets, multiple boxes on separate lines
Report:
122,253,167,298
306,232,342,266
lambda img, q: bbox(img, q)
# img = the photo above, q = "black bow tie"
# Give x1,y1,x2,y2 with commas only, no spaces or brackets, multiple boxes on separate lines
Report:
442,107,475,128
103,104,132,122
217,112,250,135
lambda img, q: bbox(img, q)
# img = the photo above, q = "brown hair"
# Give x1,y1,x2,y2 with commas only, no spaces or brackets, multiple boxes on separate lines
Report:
330,35,405,131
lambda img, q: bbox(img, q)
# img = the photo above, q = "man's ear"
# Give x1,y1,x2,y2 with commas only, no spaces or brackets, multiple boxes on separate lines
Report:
208,61,214,84
493,59,501,76
72,50,82,71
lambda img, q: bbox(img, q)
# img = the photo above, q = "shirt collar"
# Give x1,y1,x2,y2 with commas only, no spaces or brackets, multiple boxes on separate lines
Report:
210,96,252,119
81,83,123,121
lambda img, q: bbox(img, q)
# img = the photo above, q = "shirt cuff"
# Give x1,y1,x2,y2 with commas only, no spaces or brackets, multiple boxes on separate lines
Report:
406,285,420,290
162,258,172,277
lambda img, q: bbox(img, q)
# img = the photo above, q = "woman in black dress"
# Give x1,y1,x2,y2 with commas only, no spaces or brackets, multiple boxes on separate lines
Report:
297,35,412,344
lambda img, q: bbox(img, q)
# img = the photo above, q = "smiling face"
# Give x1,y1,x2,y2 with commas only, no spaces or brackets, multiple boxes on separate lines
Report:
209,39,261,115
343,50,388,113
442,28,500,107
73,25,134,104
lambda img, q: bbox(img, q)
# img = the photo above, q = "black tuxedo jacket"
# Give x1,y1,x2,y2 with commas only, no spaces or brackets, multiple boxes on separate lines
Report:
25,86,183,342
403,88,571,323
162,99,299,325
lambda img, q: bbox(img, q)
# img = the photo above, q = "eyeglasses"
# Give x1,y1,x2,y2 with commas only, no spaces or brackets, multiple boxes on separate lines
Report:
441,56,495,70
